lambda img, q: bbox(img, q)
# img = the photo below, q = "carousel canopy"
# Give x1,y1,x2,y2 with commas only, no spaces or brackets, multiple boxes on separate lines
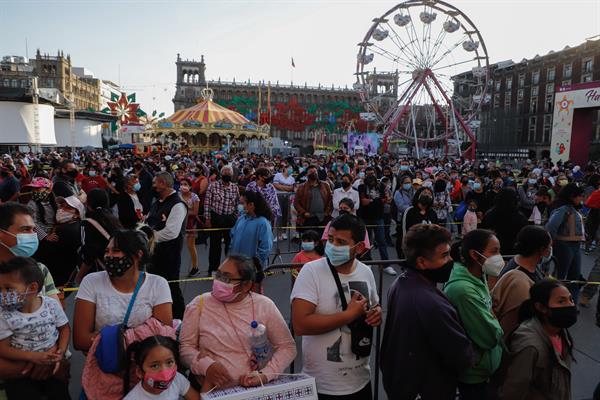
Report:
167,93,250,125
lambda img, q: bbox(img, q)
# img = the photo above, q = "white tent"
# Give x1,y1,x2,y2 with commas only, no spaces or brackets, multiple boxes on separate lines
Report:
0,101,57,145
54,118,103,148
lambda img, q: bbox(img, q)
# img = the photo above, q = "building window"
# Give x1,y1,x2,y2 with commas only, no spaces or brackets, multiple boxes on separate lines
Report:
563,63,572,79
518,73,525,87
547,67,555,81
493,94,500,108
562,79,571,87
506,77,513,91
11,79,18,88
532,71,540,85
545,94,554,113
505,95,511,108
546,83,554,94
531,86,539,96
495,80,501,91
582,74,593,83
1,79,7,87
531,97,538,114
20,80,27,88
518,89,524,99
528,116,537,142
583,58,593,73
543,114,552,143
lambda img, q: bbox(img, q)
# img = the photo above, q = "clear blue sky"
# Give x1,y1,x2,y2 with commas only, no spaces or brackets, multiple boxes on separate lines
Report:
1,0,599,115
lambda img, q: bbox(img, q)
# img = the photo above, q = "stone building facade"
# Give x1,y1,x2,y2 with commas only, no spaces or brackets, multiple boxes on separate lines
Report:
454,36,600,159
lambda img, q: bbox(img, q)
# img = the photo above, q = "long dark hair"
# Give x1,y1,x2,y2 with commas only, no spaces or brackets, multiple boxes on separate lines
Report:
86,189,122,235
551,183,584,209
493,187,519,212
123,335,179,395
241,190,273,221
301,230,324,256
412,187,433,208
514,225,552,257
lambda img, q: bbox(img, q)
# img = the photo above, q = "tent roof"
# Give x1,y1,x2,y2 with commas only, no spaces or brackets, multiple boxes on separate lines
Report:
167,98,250,125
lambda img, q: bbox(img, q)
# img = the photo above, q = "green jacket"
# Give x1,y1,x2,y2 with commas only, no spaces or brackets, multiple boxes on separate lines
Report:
444,263,504,384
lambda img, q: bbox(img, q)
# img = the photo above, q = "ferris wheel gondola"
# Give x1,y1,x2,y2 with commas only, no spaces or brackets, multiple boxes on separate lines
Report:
355,0,489,159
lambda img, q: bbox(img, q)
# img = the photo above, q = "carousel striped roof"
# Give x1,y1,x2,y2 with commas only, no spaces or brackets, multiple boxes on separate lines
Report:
167,98,250,125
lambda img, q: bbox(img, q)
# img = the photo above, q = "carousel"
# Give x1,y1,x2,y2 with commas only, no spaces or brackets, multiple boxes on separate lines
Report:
151,88,270,151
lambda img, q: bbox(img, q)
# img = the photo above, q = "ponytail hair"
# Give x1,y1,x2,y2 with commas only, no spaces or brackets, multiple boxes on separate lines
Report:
123,335,179,396
518,278,563,322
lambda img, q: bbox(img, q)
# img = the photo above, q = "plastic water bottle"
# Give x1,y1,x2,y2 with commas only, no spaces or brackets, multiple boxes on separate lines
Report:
249,321,273,370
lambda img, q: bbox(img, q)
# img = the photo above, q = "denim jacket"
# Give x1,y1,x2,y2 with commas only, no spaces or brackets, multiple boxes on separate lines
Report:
545,205,585,242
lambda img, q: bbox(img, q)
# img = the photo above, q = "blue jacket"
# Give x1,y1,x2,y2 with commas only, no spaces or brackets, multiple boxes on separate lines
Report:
546,205,585,241
229,214,273,267
380,266,474,400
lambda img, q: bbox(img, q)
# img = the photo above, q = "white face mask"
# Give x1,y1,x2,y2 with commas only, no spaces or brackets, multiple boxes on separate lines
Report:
56,209,75,224
540,246,553,264
475,251,505,277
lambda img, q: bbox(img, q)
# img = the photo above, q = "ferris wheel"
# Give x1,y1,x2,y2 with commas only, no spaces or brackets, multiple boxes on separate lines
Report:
355,0,489,159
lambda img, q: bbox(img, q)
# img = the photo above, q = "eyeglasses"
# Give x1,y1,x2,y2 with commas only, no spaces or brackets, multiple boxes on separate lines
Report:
214,271,244,284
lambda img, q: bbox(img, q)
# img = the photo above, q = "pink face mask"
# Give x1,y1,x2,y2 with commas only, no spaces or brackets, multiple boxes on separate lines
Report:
212,279,240,303
145,366,177,391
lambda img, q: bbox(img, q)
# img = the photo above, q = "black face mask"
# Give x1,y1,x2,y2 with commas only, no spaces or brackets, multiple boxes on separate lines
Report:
222,175,232,183
418,194,433,207
365,177,377,187
103,256,134,278
308,172,318,181
418,260,454,283
0,171,8,178
548,306,577,329
66,170,78,179
342,181,351,189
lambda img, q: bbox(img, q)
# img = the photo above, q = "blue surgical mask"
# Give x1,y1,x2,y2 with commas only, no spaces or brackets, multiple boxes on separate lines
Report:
528,179,537,185
237,204,246,215
133,182,141,192
473,182,482,190
358,172,365,179
402,183,412,191
400,165,409,171
301,242,315,252
325,241,358,267
1,231,39,257
88,170,97,177
287,167,294,175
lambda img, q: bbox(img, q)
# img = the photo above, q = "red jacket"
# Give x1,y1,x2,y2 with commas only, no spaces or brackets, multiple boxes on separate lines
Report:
585,189,600,209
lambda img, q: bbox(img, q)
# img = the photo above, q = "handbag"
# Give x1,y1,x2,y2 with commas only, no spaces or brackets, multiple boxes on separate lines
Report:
95,271,145,374
327,260,373,358
454,201,468,222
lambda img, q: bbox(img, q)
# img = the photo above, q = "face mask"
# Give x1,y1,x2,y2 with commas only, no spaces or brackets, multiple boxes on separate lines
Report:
365,177,377,187
56,209,76,224
402,183,412,191
358,172,365,179
88,170,97,177
418,260,454,283
418,194,433,207
493,183,502,190
144,366,177,391
540,246,553,264
325,241,357,267
160,166,167,172
299,167,305,174
342,181,351,189
212,279,240,303
180,185,190,193
1,230,39,257
103,256,134,278
308,172,318,181
473,182,482,190
559,179,568,187
400,165,409,171
0,288,33,312
133,182,141,192
67,170,78,179
32,191,48,202
287,167,294,175
547,305,577,329
301,242,315,252
476,251,505,277
222,175,232,183
528,179,537,185
237,204,246,215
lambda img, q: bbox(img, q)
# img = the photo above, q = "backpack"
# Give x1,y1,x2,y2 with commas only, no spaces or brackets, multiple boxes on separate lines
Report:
95,272,145,374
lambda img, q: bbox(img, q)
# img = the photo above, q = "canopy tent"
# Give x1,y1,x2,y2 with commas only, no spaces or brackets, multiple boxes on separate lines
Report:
54,119,103,148
167,97,251,125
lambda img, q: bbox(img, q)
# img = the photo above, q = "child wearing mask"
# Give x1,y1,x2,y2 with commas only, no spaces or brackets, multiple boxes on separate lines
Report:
292,230,323,266
462,199,479,236
0,257,70,399
124,335,199,399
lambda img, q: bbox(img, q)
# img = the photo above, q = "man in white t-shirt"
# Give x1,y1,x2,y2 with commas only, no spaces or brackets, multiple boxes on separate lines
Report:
291,214,381,399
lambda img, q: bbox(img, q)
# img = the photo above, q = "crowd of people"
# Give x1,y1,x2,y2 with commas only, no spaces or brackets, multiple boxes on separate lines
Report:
0,148,598,399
